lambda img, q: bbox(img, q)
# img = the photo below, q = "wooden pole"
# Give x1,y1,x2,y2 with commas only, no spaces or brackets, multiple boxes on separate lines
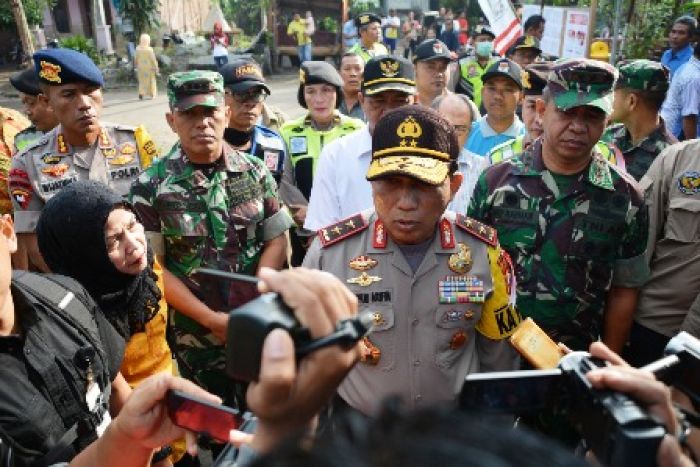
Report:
10,0,36,63
587,0,598,59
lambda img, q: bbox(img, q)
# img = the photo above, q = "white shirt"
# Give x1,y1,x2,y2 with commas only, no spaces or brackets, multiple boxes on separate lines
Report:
448,148,488,215
304,127,373,231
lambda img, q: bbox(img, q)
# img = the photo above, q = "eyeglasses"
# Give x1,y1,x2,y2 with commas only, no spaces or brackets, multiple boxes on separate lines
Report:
227,88,268,103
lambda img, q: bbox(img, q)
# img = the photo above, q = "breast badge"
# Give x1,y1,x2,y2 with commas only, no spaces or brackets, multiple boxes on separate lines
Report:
41,154,61,165
448,243,472,274
119,142,137,155
678,171,700,195
349,255,378,271
449,330,468,349
41,163,70,178
11,187,31,209
109,154,135,166
439,275,484,304
347,272,382,287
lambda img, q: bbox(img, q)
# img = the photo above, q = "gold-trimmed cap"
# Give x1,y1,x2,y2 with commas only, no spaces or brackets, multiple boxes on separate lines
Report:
362,56,416,95
367,106,459,186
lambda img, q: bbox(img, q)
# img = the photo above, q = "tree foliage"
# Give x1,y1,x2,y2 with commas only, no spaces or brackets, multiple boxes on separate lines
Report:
119,0,161,36
0,0,55,28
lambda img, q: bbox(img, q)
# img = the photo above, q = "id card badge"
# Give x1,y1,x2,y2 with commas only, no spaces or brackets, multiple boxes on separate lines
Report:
86,383,112,437
289,136,307,155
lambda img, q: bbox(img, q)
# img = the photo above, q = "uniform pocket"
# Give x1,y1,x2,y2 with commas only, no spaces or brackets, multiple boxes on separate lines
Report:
363,304,395,371
434,305,475,370
665,197,700,243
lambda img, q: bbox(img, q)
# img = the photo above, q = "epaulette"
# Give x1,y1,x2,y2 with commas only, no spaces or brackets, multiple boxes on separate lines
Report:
318,213,367,248
107,122,137,132
455,214,498,247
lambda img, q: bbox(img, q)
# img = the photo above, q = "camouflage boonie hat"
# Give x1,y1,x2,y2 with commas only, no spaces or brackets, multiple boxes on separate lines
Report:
167,70,225,111
616,59,669,92
547,58,618,115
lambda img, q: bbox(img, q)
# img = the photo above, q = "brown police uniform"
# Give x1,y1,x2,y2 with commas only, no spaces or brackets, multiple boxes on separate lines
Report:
10,123,156,233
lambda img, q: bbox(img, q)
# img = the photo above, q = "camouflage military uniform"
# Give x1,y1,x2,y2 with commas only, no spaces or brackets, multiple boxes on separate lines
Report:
9,123,157,232
468,139,649,349
602,122,677,181
0,107,30,215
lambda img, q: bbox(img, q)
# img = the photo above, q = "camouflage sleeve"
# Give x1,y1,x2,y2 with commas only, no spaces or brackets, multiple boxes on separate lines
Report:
466,171,490,222
9,152,44,233
476,243,520,340
256,157,294,241
129,166,161,233
134,125,159,169
611,194,650,288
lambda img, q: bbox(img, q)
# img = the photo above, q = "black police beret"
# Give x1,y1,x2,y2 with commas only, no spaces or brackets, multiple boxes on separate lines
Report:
33,48,104,87
10,68,41,95
297,61,343,109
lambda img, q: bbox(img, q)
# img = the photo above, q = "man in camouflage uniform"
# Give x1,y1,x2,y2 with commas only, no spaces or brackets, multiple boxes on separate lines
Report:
488,63,624,168
603,60,677,181
304,106,520,416
9,48,158,272
129,71,293,412
469,59,650,353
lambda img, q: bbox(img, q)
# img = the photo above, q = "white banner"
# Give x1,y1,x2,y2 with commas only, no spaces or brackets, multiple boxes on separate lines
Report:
477,0,523,55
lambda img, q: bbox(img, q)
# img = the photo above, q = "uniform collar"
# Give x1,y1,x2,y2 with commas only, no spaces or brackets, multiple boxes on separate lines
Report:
614,120,674,154
169,142,252,183
478,115,523,137
303,112,342,129
512,139,615,191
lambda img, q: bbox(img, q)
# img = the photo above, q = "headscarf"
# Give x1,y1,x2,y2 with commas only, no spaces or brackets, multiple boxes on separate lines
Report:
36,180,161,339
137,33,151,50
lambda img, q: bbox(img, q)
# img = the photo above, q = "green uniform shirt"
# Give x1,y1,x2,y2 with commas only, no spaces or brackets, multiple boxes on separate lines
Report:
348,41,389,63
458,57,496,108
601,121,678,181
488,136,626,168
468,139,650,348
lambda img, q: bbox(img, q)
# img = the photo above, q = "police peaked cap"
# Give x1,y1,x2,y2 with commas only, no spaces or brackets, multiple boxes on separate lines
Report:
355,12,382,28
33,48,104,87
297,61,343,109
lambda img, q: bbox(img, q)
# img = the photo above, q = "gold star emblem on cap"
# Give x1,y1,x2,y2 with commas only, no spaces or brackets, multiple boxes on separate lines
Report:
397,115,422,148
299,68,306,83
522,70,531,89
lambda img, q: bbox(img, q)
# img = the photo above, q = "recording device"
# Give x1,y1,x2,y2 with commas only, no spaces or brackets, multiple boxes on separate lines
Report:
195,269,375,382
166,390,241,443
461,332,700,467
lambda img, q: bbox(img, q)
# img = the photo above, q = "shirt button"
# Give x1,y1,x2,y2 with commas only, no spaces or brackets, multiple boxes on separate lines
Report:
412,319,419,326
413,359,420,366
24,348,30,355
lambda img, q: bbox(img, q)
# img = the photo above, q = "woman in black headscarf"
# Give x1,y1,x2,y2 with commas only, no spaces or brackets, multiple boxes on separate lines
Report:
36,180,172,384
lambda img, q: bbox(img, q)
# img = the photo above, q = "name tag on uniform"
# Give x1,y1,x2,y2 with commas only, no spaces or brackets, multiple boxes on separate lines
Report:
289,136,307,155
109,165,140,180
264,150,280,171
257,134,284,150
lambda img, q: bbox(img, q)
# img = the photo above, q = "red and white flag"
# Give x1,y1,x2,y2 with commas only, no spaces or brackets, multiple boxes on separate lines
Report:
477,0,523,55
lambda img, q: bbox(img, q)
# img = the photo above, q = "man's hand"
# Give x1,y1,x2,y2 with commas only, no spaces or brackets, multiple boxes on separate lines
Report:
239,267,361,454
586,342,692,467
289,204,308,227
205,311,229,343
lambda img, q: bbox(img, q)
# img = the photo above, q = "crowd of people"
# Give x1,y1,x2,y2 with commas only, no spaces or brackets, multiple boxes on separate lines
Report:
0,5,699,467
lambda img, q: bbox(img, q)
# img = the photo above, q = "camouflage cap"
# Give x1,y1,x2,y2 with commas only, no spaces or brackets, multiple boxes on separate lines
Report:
547,58,618,114
616,59,669,92
167,70,225,111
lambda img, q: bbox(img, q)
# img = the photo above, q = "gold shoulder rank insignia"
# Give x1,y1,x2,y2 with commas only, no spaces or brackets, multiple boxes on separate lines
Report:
318,213,368,248
455,214,498,247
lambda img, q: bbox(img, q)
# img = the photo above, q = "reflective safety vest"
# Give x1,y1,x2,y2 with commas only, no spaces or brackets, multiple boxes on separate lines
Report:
487,136,627,170
348,41,389,63
279,112,364,199
458,57,496,108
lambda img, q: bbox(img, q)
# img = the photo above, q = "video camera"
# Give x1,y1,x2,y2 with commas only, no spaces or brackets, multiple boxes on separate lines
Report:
460,332,700,467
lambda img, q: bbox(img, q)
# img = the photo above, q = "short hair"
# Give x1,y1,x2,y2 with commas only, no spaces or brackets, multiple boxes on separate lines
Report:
340,52,362,64
431,93,479,124
673,15,698,32
620,88,667,112
524,15,545,32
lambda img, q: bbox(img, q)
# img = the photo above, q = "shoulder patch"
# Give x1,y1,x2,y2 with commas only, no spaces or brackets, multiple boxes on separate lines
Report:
318,213,368,248
455,214,498,246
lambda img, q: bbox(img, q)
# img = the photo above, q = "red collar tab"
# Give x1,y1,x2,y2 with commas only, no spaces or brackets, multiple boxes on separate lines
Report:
439,218,455,249
373,220,387,249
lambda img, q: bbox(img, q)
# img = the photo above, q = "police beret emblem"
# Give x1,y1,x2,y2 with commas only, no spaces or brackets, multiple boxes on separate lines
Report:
678,171,700,195
360,14,370,24
39,61,62,84
299,68,306,84
522,70,531,89
397,116,422,147
498,61,510,73
379,59,400,77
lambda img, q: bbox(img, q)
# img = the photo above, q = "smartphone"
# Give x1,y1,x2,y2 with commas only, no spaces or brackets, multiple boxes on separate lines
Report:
459,369,562,415
166,390,241,442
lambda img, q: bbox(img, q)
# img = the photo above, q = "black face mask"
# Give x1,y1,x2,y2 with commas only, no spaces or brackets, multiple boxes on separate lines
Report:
36,180,161,339
224,127,253,147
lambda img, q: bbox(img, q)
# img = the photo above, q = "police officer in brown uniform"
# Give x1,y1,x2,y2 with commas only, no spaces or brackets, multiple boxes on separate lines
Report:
303,106,520,416
10,48,157,271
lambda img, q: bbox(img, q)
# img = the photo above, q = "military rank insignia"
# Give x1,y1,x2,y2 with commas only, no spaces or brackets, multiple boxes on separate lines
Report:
439,275,484,303
41,163,70,178
448,243,472,274
347,272,382,287
318,213,367,248
349,255,377,271
455,214,497,246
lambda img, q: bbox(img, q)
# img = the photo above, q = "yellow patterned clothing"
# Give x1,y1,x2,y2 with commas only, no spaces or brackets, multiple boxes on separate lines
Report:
134,47,158,98
120,258,172,387
0,108,31,215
